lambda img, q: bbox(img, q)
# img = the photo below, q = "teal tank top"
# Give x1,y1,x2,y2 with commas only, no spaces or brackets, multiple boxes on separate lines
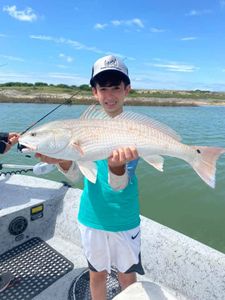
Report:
78,159,140,232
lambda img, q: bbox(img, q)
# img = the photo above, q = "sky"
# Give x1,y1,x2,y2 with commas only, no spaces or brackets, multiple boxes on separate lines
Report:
1,0,225,91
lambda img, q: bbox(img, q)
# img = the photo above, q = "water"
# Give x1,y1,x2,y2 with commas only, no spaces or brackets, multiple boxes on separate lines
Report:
1,103,225,253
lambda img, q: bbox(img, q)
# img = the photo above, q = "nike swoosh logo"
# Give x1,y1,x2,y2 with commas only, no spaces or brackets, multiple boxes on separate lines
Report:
131,231,140,239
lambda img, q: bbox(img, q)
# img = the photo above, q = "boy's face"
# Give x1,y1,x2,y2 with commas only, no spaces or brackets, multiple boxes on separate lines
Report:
92,82,130,117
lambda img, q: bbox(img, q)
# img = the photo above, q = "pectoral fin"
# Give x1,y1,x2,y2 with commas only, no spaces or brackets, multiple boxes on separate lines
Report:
77,161,97,183
142,155,164,172
72,141,84,156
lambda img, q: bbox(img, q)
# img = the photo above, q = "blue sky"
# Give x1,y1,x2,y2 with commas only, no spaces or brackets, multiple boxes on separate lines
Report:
1,0,225,91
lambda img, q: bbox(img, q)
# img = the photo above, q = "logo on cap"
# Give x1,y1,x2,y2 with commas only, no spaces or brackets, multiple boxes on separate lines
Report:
104,57,118,69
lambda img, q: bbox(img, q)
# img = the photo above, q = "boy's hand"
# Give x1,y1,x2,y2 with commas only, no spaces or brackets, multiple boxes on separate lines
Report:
35,153,72,171
108,147,138,176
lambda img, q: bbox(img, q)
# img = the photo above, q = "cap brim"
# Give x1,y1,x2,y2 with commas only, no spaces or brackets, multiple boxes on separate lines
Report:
90,69,130,86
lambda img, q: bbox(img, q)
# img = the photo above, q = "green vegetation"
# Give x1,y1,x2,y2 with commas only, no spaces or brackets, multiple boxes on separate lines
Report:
0,82,92,94
0,82,225,106
129,88,225,100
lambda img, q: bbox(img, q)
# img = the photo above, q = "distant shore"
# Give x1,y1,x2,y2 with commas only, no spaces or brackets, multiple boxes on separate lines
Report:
0,88,225,106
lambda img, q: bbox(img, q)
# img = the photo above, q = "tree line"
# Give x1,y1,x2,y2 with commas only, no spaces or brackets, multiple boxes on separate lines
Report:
0,82,91,91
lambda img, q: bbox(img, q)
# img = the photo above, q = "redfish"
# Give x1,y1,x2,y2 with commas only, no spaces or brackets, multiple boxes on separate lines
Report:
19,105,225,188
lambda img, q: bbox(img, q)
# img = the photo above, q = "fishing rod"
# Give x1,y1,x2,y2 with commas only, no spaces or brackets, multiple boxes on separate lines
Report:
20,90,80,135
17,90,80,152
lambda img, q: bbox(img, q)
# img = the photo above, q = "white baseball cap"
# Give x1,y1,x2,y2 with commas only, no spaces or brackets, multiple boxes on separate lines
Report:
90,55,130,85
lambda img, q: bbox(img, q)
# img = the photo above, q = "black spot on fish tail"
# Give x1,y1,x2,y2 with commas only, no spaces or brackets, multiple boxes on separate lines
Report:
196,149,201,154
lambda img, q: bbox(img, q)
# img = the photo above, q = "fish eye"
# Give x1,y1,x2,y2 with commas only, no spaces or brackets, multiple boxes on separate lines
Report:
30,132,37,137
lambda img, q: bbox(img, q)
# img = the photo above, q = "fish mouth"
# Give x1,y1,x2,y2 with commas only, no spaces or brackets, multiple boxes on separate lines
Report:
18,142,69,156
18,143,37,152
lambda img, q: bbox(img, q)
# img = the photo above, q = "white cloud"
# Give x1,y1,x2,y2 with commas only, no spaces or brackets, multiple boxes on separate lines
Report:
59,53,74,63
30,35,104,54
186,9,212,16
132,75,225,91
30,35,53,41
180,37,197,41
150,27,166,33
29,34,134,60
56,64,69,69
0,71,21,79
132,18,144,28
3,5,37,22
149,60,198,73
0,54,24,62
48,72,88,85
111,18,144,28
111,20,121,26
94,23,108,30
93,18,144,32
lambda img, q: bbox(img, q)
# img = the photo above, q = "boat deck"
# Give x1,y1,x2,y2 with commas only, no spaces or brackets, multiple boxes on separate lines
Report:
1,174,225,299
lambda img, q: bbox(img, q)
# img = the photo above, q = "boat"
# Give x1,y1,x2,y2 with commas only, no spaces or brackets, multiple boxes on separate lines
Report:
0,174,225,299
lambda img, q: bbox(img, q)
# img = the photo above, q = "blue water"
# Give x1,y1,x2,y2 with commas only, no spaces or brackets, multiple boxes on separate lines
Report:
1,103,225,252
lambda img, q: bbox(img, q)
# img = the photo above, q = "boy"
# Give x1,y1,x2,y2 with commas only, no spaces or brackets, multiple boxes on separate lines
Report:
36,55,144,300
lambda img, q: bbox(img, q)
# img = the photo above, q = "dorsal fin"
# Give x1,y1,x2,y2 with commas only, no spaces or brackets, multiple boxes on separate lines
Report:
116,111,181,141
79,105,181,141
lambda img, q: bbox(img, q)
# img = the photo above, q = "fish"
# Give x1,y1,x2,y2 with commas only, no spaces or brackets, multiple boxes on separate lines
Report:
18,105,225,188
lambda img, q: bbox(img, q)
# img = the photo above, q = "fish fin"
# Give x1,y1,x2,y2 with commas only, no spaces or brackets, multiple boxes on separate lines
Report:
189,146,225,188
79,105,181,141
142,155,164,172
77,161,97,183
115,111,181,141
79,105,111,120
72,141,84,155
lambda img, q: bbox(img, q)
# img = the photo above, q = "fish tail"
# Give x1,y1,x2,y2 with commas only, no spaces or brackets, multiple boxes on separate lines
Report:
189,146,225,188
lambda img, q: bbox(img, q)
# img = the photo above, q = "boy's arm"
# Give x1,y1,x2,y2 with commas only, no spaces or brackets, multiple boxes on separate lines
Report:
57,161,81,182
108,169,128,190
35,154,80,182
35,146,138,187
108,147,138,190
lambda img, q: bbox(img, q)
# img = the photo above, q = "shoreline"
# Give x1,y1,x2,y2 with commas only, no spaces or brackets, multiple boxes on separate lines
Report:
0,89,225,106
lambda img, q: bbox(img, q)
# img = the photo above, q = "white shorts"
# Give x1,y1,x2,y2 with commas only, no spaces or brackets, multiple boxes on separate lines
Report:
78,222,144,274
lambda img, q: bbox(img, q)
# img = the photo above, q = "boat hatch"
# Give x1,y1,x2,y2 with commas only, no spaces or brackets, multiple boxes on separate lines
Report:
0,237,73,299
68,268,121,300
